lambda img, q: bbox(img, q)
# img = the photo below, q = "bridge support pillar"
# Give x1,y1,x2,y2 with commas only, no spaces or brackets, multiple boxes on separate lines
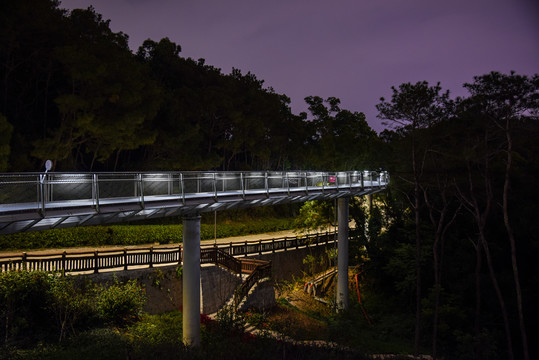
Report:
337,197,349,311
182,214,201,347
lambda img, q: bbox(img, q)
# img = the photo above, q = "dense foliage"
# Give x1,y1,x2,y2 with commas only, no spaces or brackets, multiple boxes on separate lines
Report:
0,271,145,347
358,74,538,360
0,0,378,172
0,217,294,251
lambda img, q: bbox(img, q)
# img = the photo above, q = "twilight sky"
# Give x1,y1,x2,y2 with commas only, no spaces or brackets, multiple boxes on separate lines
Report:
60,0,539,132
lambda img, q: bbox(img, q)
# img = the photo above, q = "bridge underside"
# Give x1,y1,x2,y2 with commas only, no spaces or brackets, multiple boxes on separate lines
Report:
0,186,384,234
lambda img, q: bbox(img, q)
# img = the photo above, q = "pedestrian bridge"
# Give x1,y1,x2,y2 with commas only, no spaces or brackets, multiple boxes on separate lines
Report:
0,169,389,346
0,170,388,234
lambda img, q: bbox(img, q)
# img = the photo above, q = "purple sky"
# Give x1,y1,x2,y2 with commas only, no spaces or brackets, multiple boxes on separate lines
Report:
60,0,539,132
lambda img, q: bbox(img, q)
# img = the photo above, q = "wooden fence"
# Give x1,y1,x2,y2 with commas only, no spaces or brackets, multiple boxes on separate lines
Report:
0,231,337,274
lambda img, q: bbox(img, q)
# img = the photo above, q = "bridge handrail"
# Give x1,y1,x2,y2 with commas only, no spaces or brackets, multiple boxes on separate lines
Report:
0,170,388,234
0,170,389,209
0,230,338,274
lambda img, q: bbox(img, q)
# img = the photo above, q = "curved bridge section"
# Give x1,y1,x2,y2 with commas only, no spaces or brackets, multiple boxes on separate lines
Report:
0,170,388,234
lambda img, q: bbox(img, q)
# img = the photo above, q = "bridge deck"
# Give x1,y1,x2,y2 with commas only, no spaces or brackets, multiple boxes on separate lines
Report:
0,170,388,234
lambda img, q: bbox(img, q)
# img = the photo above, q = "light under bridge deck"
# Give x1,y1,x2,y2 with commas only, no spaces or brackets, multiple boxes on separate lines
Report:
0,170,388,234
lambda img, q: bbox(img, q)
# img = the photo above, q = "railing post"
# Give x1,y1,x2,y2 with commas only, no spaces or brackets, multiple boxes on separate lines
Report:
62,251,66,276
149,247,154,268
93,173,100,213
240,173,245,199
180,173,185,205
361,171,366,189
124,248,128,270
139,174,145,209
94,250,99,274
259,240,262,255
244,240,248,257
213,173,217,201
39,174,47,217
22,252,27,271
272,238,275,254
265,172,269,197
179,244,182,265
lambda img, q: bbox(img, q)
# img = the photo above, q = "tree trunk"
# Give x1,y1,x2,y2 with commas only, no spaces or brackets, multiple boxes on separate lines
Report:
432,243,440,360
424,184,460,360
478,227,513,360
459,158,514,360
502,120,528,360
473,238,483,360
413,142,422,357
471,159,514,360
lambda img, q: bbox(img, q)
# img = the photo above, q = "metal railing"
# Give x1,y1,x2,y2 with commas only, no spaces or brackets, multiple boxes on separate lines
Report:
0,230,337,274
0,170,389,234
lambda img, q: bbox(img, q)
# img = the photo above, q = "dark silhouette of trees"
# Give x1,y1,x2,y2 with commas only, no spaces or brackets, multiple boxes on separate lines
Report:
459,71,538,360
0,0,317,172
376,81,452,357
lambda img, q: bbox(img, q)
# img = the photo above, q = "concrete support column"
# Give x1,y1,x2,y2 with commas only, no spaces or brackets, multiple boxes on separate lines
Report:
337,197,349,311
182,214,201,347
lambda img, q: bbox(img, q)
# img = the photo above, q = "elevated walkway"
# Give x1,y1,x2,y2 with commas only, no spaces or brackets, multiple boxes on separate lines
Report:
0,170,388,234
0,169,389,346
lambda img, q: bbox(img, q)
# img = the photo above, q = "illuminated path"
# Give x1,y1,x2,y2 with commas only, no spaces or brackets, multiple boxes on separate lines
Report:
0,170,388,346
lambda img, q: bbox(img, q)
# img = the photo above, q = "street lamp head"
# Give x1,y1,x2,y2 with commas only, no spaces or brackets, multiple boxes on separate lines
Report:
45,160,52,173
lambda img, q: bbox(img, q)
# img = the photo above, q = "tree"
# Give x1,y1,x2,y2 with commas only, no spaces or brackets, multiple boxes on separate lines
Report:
420,132,461,359
31,7,160,170
0,0,68,170
376,81,452,356
461,71,539,360
304,96,377,170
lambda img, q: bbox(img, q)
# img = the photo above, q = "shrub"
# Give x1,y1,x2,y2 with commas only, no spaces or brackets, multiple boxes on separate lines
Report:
0,271,51,345
47,275,96,342
0,271,148,346
95,277,146,327
216,305,245,334
127,311,183,350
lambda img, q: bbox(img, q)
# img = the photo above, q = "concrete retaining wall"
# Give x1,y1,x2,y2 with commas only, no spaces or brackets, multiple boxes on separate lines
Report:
82,242,336,315
238,279,276,312
257,243,336,282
